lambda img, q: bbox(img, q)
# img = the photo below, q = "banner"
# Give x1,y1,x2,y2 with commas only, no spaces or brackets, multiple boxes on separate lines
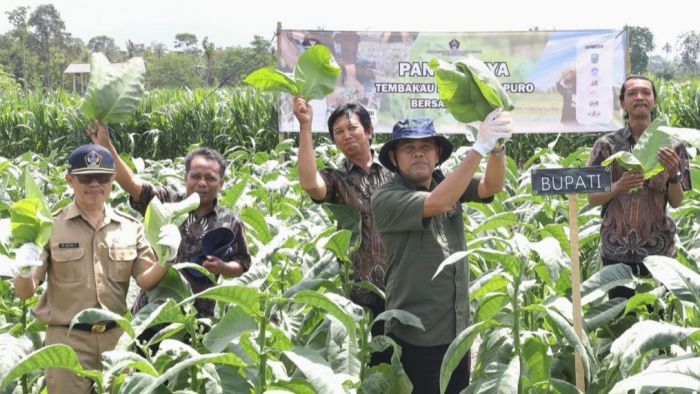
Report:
277,29,628,134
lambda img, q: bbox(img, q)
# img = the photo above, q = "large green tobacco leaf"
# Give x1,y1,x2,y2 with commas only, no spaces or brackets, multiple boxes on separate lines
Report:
440,320,498,394
657,126,700,149
601,151,642,172
609,355,700,393
522,336,551,385
430,57,514,124
474,293,509,323
294,44,342,100
100,350,158,388
539,306,592,381
240,206,272,244
10,168,53,247
583,298,627,332
242,68,300,97
319,229,353,263
181,284,262,316
472,212,519,235
146,268,192,303
631,115,674,178
361,362,414,394
432,250,469,280
463,356,520,394
323,203,362,253
0,334,32,387
0,344,101,389
325,317,361,378
203,306,257,353
118,372,170,394
293,290,357,341
644,255,700,305
245,44,340,101
374,309,425,332
459,56,514,111
580,264,635,305
609,320,700,378
141,353,246,394
10,198,53,247
131,299,187,339
81,52,146,124
144,193,199,265
284,347,346,394
469,268,508,302
601,115,675,179
430,59,490,123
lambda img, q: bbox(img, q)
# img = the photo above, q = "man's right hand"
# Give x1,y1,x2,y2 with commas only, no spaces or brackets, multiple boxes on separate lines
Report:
472,109,513,157
87,122,112,148
293,97,313,128
613,171,645,194
13,243,43,278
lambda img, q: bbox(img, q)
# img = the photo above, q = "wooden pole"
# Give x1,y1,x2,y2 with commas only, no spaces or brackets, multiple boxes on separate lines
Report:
568,194,585,391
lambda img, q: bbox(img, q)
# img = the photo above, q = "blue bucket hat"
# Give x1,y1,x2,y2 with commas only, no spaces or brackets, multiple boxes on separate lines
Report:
379,118,453,172
187,227,236,280
68,144,116,174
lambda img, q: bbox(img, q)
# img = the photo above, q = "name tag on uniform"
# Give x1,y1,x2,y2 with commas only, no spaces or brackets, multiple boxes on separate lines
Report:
59,243,80,249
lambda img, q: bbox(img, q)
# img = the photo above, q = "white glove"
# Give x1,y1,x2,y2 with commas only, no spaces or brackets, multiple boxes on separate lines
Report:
472,108,513,157
157,224,181,263
13,243,43,278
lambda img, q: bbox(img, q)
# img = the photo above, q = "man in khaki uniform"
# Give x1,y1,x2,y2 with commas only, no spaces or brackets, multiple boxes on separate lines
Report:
13,144,175,393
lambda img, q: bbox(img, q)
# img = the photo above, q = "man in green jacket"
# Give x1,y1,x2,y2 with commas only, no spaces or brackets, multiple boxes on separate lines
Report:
372,111,512,393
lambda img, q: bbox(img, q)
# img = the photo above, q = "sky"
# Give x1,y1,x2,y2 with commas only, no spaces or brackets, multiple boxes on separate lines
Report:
0,0,695,56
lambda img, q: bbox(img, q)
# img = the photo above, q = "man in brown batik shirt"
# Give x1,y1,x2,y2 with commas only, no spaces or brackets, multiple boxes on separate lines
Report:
89,124,251,318
588,75,691,299
294,97,392,365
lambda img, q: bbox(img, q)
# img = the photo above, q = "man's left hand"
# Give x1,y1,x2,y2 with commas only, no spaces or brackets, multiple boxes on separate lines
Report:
202,256,228,275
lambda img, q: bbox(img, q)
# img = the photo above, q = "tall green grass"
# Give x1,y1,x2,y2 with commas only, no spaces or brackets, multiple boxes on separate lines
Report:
1,77,697,164
0,87,279,160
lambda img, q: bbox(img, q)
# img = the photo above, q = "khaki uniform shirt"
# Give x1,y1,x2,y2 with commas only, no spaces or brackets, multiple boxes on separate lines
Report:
313,153,392,306
371,171,492,347
33,202,155,325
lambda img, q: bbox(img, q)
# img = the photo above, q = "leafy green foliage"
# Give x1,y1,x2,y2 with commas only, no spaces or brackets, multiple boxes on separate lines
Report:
1,89,699,392
81,52,146,124
244,44,341,101
9,168,52,247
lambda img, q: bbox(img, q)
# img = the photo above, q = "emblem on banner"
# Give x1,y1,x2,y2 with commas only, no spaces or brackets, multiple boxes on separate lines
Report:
448,39,460,50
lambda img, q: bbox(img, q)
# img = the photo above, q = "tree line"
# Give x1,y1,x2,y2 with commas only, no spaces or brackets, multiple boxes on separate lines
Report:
1,5,700,93
0,4,276,92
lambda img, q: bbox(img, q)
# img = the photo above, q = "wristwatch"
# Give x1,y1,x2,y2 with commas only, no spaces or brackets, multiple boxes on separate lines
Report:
668,169,682,184
490,145,505,157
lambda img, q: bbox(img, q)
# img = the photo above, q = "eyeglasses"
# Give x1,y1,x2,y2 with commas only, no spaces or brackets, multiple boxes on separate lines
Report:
74,174,113,184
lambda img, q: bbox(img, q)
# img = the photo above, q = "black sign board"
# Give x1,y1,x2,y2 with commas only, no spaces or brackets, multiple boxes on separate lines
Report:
531,166,611,195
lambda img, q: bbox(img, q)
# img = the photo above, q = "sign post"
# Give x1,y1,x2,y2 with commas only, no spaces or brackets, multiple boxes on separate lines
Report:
531,166,611,391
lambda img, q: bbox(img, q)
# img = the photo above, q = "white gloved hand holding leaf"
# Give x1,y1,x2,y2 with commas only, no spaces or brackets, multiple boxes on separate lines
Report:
13,242,43,278
144,193,199,266
157,224,181,263
472,108,513,157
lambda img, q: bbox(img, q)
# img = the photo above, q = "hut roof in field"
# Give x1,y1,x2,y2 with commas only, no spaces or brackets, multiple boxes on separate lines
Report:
64,62,127,74
63,63,90,74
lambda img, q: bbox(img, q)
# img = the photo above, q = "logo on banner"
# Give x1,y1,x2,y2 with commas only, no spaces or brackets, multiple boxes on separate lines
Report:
449,39,460,50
